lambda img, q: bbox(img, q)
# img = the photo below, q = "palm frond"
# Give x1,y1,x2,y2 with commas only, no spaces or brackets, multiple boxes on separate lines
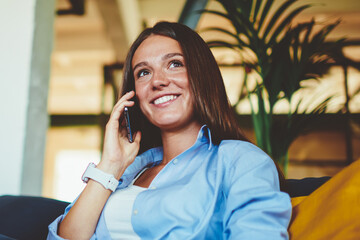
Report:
206,40,241,50
201,27,248,47
253,0,263,24
267,4,312,46
262,0,297,39
257,0,274,32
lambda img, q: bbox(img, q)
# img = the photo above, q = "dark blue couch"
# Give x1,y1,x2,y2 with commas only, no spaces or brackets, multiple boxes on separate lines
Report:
0,177,330,240
0,196,68,240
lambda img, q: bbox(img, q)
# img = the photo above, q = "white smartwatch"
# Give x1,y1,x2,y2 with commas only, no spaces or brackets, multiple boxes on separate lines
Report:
82,163,119,192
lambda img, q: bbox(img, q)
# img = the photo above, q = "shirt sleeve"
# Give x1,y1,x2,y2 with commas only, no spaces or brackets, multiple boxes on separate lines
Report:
223,149,292,240
46,200,98,240
46,165,134,240
47,215,66,240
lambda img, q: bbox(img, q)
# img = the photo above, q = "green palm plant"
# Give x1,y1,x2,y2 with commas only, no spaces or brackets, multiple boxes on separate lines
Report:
201,0,350,173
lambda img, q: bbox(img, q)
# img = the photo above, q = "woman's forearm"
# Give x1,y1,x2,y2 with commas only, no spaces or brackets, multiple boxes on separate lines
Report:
58,163,126,240
58,180,111,239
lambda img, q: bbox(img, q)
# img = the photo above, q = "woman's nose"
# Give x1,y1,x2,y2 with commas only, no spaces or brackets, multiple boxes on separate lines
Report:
151,71,170,89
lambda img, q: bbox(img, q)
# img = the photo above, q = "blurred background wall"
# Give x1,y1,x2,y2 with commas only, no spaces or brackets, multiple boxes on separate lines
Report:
0,0,55,196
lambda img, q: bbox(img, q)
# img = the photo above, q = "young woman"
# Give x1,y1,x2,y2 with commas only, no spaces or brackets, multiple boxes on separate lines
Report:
48,21,291,240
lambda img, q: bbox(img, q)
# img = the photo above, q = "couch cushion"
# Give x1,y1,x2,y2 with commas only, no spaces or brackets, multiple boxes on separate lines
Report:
0,234,15,240
0,195,69,240
289,159,360,239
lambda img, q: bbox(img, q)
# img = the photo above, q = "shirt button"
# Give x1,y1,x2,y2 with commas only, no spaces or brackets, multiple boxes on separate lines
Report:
173,159,178,164
151,186,157,190
133,210,138,215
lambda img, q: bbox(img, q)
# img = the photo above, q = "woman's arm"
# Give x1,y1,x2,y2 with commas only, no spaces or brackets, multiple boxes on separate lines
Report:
56,91,141,240
223,150,292,240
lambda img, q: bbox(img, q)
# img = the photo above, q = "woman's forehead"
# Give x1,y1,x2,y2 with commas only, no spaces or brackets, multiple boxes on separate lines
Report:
132,35,183,65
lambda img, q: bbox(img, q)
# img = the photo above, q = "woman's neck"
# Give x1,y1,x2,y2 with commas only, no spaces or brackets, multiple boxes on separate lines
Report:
160,122,202,165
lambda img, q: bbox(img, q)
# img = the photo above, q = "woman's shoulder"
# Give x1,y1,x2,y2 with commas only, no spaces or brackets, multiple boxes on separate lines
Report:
218,139,268,158
217,140,280,190
217,139,274,170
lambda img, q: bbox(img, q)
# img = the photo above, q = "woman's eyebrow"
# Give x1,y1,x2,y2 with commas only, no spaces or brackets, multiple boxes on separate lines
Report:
133,53,183,72
133,62,148,72
162,52,183,60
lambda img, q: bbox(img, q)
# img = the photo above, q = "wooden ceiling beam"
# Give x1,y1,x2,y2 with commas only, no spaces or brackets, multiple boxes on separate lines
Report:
94,0,142,62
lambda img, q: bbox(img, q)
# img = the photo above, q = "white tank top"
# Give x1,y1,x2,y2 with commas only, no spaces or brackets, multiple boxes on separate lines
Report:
104,169,147,240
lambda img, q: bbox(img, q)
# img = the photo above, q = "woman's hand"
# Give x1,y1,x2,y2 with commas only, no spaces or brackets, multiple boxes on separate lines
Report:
98,91,141,179
58,91,141,240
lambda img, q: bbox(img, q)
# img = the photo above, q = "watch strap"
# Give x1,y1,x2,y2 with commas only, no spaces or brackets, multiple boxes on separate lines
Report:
82,163,119,192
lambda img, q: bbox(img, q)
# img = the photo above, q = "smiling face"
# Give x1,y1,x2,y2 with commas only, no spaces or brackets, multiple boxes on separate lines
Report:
132,35,199,132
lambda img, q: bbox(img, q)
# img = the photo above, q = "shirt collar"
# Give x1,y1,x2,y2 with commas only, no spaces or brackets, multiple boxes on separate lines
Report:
119,125,214,188
138,125,213,166
197,125,213,150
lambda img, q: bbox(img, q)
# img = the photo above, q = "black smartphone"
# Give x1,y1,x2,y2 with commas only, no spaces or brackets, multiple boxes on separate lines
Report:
124,107,134,143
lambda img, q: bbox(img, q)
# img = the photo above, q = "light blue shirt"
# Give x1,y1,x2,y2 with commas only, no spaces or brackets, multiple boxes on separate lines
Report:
48,125,291,239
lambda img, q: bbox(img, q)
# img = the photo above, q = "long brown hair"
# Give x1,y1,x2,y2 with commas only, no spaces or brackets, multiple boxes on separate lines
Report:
121,21,286,190
121,21,248,153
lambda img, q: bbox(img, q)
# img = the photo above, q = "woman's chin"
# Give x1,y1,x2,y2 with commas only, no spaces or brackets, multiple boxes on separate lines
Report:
152,121,180,131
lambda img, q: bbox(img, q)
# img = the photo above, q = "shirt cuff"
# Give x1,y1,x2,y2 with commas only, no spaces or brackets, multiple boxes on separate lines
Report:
47,215,66,240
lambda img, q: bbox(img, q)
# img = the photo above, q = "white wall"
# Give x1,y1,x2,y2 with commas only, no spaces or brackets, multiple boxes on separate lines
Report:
0,0,55,196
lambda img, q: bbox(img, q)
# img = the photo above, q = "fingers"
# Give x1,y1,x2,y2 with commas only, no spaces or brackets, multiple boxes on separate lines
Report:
114,91,135,108
133,131,142,145
107,91,136,128
125,131,142,161
101,91,140,173
113,91,135,114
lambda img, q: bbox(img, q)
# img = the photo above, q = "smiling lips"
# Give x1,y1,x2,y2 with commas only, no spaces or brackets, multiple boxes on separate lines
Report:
153,95,178,105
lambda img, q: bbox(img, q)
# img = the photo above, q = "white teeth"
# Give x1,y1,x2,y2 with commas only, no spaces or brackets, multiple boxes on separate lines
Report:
154,95,178,105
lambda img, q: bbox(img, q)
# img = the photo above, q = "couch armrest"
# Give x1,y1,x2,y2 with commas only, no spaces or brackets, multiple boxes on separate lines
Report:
0,195,69,240
285,176,331,197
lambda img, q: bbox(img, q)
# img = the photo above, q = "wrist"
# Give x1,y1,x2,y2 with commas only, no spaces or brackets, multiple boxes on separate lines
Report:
97,161,126,180
82,163,119,192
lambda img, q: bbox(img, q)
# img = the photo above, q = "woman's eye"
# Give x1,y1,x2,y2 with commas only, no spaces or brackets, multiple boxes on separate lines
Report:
137,70,149,78
169,60,183,68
